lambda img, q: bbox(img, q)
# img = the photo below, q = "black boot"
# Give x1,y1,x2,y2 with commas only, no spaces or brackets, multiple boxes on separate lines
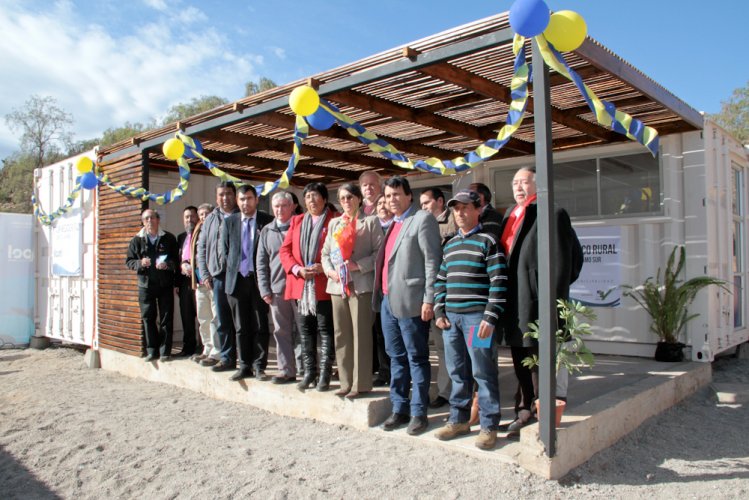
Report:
316,330,334,392
297,330,317,392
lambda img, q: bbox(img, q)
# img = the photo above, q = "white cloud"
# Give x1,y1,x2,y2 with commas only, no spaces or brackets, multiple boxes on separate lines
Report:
270,46,286,60
0,2,263,158
142,0,169,12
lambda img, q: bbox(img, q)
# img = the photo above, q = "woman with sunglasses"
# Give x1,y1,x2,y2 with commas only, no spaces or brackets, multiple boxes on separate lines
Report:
322,183,384,398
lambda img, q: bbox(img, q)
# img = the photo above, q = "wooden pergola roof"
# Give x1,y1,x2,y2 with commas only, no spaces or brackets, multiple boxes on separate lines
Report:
100,12,703,185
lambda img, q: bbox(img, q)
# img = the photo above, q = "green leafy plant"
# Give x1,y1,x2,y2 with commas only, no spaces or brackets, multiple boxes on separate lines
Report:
621,246,729,344
522,299,596,374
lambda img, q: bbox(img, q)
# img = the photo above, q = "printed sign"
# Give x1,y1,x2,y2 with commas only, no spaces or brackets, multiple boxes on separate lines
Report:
570,226,622,307
51,209,82,276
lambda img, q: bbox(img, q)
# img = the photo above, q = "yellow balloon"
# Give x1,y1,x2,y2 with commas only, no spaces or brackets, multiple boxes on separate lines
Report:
163,138,185,160
544,10,587,52
289,86,320,117
75,156,93,174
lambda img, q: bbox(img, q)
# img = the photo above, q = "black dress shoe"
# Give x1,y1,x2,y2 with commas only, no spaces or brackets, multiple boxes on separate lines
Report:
211,361,235,372
406,415,429,436
255,370,269,382
229,369,253,381
174,351,192,358
381,413,410,431
429,396,449,409
200,358,219,367
271,375,296,385
373,377,389,387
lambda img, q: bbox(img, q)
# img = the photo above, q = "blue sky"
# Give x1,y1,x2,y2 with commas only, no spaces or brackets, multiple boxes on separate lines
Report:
1,0,746,159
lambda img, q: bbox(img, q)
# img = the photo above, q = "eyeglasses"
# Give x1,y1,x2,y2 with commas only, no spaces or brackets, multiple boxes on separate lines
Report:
339,195,356,201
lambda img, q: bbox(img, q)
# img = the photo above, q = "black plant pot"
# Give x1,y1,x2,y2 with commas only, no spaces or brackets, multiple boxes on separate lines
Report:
654,342,686,362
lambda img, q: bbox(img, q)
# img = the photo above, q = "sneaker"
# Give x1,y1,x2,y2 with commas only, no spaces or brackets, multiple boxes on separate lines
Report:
475,429,497,450
434,422,471,441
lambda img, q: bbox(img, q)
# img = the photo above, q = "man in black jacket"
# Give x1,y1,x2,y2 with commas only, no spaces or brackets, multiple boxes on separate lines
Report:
126,209,179,362
219,185,274,381
175,206,199,357
498,167,580,434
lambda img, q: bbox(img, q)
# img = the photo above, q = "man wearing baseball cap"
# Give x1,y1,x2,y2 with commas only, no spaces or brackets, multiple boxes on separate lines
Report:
433,190,508,450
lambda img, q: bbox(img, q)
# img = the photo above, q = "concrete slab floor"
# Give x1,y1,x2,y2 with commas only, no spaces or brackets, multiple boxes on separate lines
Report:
99,343,710,478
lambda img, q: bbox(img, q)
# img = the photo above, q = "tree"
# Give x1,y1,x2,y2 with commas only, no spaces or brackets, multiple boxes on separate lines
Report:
710,81,748,144
5,95,73,169
162,95,228,125
245,77,277,96
0,153,36,213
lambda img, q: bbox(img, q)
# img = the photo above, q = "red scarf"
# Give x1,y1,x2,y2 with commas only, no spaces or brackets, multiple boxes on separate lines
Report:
500,193,537,256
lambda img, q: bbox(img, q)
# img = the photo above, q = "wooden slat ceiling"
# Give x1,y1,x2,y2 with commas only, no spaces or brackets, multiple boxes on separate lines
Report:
101,13,702,186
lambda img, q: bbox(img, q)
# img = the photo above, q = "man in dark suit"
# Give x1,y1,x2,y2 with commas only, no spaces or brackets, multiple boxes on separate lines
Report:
498,167,581,435
373,176,442,436
220,185,274,382
126,209,178,362
175,206,199,357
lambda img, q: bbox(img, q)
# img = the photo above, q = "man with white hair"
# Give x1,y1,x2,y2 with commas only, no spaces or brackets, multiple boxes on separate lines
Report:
359,171,383,216
256,191,299,384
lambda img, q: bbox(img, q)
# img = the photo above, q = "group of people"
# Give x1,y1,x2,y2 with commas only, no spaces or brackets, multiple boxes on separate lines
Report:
125,167,581,451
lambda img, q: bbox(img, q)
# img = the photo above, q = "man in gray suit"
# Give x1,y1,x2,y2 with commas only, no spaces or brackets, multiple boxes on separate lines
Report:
219,185,274,381
373,176,442,435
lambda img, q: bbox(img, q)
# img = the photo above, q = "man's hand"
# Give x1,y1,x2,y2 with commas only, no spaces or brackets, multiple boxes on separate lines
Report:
262,295,273,305
477,320,495,339
345,260,359,272
155,262,168,270
435,317,450,330
202,277,213,290
140,257,151,268
421,303,434,322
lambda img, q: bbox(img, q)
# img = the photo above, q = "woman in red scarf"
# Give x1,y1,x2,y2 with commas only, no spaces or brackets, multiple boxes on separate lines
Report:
322,183,384,398
280,183,339,391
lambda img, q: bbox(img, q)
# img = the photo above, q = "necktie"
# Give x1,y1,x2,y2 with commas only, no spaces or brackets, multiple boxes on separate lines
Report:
182,233,192,262
240,217,254,277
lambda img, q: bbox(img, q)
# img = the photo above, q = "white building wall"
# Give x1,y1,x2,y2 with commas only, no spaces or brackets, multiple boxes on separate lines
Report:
482,129,747,361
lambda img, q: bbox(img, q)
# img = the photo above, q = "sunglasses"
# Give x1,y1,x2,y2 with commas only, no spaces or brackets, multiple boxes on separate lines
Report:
339,194,357,201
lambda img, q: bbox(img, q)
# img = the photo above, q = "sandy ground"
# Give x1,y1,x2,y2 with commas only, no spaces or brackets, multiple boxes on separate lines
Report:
1,347,748,499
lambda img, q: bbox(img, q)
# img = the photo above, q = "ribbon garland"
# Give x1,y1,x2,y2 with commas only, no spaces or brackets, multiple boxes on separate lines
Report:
531,34,659,156
32,182,83,226
175,114,307,197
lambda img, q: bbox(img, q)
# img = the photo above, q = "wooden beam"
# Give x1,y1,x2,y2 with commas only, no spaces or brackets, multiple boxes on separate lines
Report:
147,159,278,183
202,149,359,181
331,89,534,154
419,62,618,142
199,129,400,173
249,111,464,161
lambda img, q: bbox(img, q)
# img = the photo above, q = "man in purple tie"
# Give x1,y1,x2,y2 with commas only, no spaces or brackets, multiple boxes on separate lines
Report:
219,185,274,381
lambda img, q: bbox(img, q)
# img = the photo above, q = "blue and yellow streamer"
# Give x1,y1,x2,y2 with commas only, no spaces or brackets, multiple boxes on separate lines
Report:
531,34,659,156
32,182,83,226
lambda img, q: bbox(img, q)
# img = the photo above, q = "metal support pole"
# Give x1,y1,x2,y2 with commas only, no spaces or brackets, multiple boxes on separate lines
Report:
532,38,557,457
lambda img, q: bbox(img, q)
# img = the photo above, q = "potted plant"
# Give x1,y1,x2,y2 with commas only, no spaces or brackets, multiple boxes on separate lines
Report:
522,299,597,425
621,245,729,362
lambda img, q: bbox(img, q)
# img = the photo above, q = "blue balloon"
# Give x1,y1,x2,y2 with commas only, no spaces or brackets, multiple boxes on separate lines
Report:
306,100,339,131
183,137,203,159
509,0,550,37
80,172,99,190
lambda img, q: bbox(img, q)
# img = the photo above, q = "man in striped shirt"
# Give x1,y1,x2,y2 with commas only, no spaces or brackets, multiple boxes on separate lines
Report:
433,190,508,450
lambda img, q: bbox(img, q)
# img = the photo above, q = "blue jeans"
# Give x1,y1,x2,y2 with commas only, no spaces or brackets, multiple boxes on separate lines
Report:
442,311,500,430
212,274,236,365
380,295,431,417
